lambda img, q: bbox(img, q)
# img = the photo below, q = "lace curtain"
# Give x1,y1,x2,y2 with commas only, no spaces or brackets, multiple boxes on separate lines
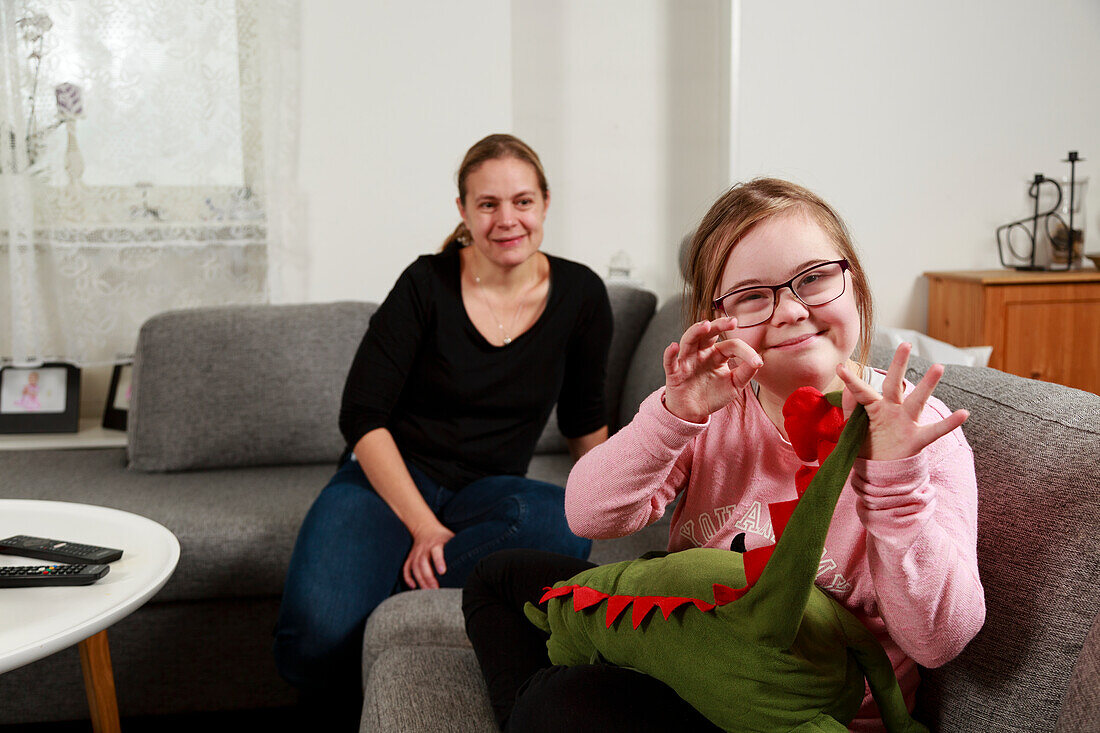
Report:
0,0,303,366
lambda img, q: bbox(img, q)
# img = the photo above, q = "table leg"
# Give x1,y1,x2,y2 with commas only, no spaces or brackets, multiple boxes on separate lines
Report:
78,629,121,733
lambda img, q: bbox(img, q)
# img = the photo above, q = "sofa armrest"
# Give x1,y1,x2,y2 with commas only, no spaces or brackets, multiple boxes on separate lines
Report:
362,589,469,688
914,368,1100,731
1057,609,1100,732
361,647,496,733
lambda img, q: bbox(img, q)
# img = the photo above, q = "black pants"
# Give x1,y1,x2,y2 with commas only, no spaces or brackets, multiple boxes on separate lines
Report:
462,549,722,732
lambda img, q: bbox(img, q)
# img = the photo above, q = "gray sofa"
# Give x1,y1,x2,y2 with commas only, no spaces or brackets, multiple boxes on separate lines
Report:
0,284,662,726
359,304,1100,733
0,288,1097,733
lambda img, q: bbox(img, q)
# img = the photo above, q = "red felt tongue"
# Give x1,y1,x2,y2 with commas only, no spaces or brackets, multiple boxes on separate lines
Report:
782,386,845,463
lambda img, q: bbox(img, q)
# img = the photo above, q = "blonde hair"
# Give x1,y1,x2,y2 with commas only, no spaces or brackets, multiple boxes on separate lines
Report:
682,178,874,366
441,133,550,252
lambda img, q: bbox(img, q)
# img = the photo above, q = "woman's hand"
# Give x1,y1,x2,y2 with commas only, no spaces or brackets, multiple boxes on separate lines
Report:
662,317,763,423
403,520,455,590
837,342,969,461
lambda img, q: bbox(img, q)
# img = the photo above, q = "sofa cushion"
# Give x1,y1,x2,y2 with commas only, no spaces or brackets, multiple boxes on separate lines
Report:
912,368,1100,731
603,285,659,432
619,298,682,427
0,440,616,608
535,284,656,453
0,447,331,603
129,301,376,471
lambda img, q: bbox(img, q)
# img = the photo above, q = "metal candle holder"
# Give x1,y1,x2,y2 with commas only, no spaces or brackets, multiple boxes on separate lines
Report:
996,151,1085,271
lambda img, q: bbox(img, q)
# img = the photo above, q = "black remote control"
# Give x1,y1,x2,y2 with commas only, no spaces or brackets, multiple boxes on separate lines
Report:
0,563,109,588
0,535,123,564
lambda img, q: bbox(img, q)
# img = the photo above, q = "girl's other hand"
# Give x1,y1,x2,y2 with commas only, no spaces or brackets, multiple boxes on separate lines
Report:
662,317,763,423
403,520,455,589
837,343,969,461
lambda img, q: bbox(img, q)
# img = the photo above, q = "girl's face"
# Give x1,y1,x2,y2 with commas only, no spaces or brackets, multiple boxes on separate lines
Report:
457,157,548,271
716,211,861,395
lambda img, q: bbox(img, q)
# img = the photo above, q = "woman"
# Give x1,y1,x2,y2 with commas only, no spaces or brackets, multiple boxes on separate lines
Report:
273,134,612,695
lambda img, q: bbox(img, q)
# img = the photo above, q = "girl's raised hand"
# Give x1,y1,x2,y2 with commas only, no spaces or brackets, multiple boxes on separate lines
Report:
662,317,763,423
837,342,969,461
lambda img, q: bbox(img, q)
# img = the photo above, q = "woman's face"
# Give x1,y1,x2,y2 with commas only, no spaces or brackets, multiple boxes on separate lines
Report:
457,157,548,271
716,211,861,395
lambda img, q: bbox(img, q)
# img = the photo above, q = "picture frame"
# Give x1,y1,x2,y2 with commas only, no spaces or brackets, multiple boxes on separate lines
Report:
0,362,81,434
102,362,133,431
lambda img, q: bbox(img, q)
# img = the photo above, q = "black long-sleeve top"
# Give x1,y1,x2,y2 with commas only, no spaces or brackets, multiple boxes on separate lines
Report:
339,246,613,489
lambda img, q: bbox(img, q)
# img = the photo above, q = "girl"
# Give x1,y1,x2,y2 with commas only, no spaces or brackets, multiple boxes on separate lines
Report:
464,178,985,732
15,371,41,411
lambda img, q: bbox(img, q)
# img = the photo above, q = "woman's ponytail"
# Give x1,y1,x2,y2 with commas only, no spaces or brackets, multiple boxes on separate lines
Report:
440,222,471,253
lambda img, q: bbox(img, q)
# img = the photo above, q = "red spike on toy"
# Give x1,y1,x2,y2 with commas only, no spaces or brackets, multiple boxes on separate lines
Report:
656,597,694,619
539,585,576,604
572,586,609,611
713,583,747,604
632,597,660,628
769,498,800,540
744,544,775,587
795,465,818,498
606,596,632,627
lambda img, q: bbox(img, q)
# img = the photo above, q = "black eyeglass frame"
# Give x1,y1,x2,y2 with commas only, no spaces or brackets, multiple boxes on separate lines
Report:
712,258,851,327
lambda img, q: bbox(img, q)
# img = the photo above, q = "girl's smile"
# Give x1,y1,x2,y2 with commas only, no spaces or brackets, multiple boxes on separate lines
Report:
766,330,824,351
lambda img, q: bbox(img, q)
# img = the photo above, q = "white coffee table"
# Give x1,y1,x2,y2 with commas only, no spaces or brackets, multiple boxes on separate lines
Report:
0,500,180,732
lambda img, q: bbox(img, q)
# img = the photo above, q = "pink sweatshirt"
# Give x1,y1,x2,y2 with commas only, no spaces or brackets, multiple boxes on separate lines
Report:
565,379,985,732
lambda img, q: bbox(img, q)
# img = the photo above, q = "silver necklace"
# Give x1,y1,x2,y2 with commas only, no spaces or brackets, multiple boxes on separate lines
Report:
473,274,526,345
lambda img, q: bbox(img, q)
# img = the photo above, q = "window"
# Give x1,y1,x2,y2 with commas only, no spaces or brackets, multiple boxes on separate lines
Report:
1,0,303,366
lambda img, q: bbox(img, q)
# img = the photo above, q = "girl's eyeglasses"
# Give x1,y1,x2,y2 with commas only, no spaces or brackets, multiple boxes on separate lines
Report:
712,259,850,328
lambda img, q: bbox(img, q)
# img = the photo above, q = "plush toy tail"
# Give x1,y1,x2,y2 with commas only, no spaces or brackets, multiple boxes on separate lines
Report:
523,601,551,634
845,620,931,733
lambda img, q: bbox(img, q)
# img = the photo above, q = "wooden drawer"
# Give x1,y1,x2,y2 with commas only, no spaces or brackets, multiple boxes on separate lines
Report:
925,269,1100,394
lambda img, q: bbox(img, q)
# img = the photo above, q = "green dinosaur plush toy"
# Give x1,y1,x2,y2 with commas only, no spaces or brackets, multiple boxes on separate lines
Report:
524,389,929,733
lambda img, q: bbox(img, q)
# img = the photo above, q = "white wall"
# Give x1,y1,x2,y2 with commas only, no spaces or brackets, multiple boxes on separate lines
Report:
736,0,1100,330
511,1,729,299
301,0,513,304
301,0,1100,333
301,0,728,305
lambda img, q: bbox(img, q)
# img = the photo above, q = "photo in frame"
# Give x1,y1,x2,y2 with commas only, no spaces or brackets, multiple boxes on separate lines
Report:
0,363,81,434
102,362,133,431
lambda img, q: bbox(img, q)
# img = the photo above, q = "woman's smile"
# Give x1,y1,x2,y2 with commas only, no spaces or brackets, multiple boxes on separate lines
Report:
493,233,526,247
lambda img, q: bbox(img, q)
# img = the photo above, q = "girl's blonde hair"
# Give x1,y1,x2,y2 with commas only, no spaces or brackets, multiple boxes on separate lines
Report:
441,133,549,252
682,178,874,366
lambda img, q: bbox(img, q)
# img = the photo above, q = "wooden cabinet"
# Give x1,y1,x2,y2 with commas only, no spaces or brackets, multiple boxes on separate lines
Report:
924,269,1100,394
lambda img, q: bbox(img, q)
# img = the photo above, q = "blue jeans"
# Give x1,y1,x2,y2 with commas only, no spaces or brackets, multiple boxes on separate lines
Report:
272,457,591,693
